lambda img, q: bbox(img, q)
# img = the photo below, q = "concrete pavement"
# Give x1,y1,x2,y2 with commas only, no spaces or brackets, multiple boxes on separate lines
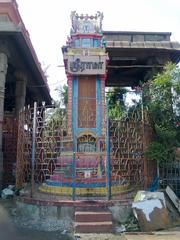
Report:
125,232,180,240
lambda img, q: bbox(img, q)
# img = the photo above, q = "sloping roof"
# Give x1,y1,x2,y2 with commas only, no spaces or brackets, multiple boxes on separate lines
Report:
0,0,51,104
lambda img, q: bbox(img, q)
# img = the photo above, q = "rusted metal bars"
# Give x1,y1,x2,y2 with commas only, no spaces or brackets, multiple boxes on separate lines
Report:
106,97,111,200
31,102,37,197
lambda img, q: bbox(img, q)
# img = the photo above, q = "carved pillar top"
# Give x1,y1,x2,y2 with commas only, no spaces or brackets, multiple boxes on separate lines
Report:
15,70,27,97
15,70,27,82
15,70,27,116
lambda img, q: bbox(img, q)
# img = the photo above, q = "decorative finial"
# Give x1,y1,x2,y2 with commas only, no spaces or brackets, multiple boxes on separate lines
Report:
70,11,104,34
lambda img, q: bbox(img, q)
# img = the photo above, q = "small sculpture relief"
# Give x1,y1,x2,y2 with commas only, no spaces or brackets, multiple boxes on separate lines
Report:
70,11,104,34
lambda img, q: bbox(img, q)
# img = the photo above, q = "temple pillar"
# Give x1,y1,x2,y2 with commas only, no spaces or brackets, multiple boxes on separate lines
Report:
0,52,8,189
15,70,27,116
67,75,73,136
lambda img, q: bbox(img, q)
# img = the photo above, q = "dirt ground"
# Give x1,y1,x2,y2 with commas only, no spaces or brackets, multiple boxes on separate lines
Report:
72,232,180,240
2,228,74,240
0,199,73,240
1,199,180,240
0,198,126,240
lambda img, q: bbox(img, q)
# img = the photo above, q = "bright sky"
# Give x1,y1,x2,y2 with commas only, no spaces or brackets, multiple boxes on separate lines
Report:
16,0,180,100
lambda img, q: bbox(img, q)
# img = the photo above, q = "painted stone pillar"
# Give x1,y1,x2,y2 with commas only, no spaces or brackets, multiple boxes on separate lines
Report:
100,75,106,136
15,70,27,116
67,74,73,136
0,53,8,189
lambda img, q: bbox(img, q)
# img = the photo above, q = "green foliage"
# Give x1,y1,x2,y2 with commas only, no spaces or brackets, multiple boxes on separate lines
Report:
154,124,177,145
145,142,170,164
143,63,180,163
45,84,68,126
127,101,142,119
46,107,66,125
55,84,68,108
107,87,127,119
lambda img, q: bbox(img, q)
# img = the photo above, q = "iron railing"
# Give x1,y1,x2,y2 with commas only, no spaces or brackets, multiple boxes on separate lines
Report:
15,99,177,200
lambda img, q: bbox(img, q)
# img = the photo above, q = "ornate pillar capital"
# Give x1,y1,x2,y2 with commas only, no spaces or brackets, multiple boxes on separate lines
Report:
15,70,27,83
15,70,27,116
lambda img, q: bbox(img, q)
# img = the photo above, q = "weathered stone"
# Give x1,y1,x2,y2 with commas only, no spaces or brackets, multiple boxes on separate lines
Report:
132,199,170,231
19,188,29,197
1,188,14,199
75,211,112,222
115,224,126,233
15,201,74,232
75,221,113,233
8,185,15,191
134,190,166,207
108,205,132,224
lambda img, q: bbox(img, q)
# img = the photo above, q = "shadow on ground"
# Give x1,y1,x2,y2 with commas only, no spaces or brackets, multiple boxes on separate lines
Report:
0,199,73,240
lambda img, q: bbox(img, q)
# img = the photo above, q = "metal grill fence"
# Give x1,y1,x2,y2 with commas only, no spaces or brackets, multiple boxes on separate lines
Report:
3,115,18,185
15,100,159,200
160,160,180,197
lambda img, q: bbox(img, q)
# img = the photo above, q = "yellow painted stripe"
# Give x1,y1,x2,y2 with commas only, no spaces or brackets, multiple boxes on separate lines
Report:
39,184,131,196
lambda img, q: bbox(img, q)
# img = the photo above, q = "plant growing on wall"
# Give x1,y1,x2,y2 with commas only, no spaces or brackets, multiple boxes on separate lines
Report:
142,63,180,165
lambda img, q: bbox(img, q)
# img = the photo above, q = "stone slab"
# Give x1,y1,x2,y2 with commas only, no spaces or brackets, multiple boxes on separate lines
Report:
75,211,112,222
166,186,180,213
132,199,170,232
75,221,113,233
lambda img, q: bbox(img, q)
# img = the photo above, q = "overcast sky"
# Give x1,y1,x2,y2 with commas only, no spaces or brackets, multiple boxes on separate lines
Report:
16,0,180,100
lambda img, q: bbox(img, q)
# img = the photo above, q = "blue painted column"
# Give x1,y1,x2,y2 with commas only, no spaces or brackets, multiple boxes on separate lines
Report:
72,147,76,201
72,77,77,200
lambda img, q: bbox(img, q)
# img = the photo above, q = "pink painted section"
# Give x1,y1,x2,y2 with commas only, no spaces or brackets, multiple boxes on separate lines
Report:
56,155,105,168
49,154,106,183
67,76,73,134
100,76,106,135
